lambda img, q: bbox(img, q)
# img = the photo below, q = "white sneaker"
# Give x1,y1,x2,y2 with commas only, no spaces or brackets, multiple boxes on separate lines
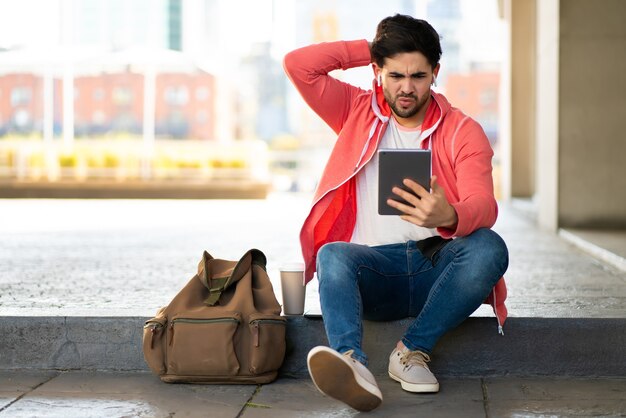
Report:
307,346,383,412
388,346,439,393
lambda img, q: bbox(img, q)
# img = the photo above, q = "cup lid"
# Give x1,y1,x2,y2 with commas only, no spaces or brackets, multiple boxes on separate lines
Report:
279,262,304,272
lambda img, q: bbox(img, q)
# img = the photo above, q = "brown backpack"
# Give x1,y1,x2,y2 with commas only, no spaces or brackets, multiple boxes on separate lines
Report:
143,249,286,384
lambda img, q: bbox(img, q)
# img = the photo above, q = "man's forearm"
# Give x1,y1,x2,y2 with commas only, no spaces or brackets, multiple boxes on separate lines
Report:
283,40,372,133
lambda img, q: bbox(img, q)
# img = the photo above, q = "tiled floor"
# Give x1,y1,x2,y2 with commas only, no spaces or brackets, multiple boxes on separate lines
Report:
1,371,625,417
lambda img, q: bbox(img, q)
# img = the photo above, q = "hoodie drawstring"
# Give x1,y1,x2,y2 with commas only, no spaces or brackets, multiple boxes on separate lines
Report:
354,118,381,172
493,288,504,335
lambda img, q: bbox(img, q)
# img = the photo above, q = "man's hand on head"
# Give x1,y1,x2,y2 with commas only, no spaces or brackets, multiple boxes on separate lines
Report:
386,175,458,229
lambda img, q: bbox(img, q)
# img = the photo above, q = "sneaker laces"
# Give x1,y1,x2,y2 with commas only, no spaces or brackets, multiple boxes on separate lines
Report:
400,349,431,371
343,349,356,359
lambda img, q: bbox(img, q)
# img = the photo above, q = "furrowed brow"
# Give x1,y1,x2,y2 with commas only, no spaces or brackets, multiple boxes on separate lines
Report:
388,71,428,77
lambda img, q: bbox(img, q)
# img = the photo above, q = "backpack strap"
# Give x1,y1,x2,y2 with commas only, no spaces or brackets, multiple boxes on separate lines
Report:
198,249,267,306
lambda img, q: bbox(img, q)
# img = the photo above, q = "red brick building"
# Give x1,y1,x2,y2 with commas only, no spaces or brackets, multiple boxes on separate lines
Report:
0,73,61,135
444,72,500,144
0,70,216,140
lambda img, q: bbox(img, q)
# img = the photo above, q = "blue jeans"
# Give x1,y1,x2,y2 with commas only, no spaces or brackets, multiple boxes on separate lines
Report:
316,228,509,366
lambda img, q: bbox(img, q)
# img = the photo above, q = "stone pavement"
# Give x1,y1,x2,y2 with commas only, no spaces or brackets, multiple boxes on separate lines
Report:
0,194,309,316
1,371,625,417
1,195,626,416
0,195,624,317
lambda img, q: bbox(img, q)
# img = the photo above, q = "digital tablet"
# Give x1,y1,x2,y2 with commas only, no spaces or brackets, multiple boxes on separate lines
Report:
378,149,431,216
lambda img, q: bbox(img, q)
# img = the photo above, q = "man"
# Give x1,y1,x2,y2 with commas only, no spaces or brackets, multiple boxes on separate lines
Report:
283,14,508,412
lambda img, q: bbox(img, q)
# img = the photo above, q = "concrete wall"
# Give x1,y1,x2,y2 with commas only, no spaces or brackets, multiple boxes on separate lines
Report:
557,0,626,228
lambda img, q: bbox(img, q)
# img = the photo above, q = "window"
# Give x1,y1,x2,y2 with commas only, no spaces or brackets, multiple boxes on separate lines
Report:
93,88,105,101
164,86,189,106
13,109,30,127
480,88,497,106
92,110,106,125
195,87,210,101
112,87,133,106
10,87,32,106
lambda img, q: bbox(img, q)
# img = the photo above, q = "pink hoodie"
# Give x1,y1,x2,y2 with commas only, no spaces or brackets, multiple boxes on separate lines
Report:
283,39,508,330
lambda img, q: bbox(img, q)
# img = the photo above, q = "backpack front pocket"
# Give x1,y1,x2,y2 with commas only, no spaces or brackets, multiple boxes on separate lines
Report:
143,316,167,375
248,313,286,374
167,311,241,376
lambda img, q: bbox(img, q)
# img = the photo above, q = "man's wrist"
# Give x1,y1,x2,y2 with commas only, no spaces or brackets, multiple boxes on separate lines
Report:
442,205,458,229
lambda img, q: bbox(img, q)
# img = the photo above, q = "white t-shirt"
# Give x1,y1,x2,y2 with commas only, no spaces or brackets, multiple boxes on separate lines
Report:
350,117,438,246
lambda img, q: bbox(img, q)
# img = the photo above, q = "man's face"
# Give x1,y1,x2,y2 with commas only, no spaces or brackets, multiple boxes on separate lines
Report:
376,51,438,127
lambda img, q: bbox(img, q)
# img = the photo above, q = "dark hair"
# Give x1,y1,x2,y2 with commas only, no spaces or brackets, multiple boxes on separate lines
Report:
371,14,442,69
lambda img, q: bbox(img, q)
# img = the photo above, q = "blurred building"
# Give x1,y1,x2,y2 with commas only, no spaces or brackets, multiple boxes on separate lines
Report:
238,42,289,142
0,73,53,135
0,69,216,140
72,0,182,51
425,0,462,84
445,72,499,144
287,0,419,149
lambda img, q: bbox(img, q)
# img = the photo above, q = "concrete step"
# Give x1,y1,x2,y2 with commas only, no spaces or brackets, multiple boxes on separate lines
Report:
2,316,625,377
2,200,624,379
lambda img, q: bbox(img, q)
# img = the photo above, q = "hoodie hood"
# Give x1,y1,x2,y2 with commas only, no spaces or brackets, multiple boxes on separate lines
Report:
353,80,452,177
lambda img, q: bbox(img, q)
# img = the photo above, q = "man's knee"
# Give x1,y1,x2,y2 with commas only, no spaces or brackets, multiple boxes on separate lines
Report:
468,228,509,274
316,242,355,277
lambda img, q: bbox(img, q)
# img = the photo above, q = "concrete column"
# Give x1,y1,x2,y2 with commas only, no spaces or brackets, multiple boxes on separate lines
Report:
535,0,560,231
501,0,537,201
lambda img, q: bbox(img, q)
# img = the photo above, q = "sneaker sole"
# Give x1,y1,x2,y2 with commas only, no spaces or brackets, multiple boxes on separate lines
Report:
308,349,382,412
388,371,440,393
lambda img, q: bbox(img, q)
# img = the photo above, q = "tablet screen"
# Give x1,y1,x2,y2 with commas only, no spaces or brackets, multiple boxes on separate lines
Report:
377,149,431,216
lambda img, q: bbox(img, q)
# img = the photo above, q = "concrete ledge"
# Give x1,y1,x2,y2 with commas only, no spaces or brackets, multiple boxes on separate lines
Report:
2,316,625,377
559,228,626,273
0,180,269,199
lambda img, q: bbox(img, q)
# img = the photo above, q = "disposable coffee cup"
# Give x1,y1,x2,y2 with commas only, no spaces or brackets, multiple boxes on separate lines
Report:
280,263,306,315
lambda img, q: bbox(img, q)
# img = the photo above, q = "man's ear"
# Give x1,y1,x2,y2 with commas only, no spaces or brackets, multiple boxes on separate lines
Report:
433,63,441,78
372,63,382,76
373,63,382,86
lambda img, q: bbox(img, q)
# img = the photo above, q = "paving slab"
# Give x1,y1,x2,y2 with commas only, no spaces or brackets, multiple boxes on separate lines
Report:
0,371,256,418
484,377,626,417
1,371,626,417
0,371,58,392
243,377,486,418
0,371,58,410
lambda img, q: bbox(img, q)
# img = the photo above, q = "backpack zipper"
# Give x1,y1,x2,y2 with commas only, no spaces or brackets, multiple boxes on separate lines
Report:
168,317,240,346
250,319,286,347
144,321,165,349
